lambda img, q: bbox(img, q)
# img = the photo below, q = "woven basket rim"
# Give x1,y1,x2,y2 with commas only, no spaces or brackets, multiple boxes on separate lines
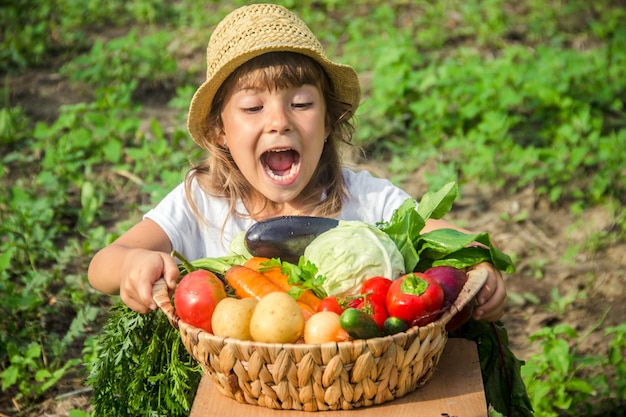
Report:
153,268,488,345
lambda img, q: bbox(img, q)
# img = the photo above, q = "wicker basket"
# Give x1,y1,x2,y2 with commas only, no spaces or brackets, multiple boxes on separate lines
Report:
153,268,487,411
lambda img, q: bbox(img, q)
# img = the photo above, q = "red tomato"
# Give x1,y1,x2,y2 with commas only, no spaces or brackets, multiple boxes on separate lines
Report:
174,269,226,333
386,272,444,326
317,295,361,314
317,296,345,315
356,299,389,330
360,276,392,306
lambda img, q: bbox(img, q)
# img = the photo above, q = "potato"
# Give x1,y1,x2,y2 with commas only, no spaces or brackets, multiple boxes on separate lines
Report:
250,292,304,343
211,297,258,340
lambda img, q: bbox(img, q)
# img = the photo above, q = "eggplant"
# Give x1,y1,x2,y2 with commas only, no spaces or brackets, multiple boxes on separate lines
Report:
244,216,339,264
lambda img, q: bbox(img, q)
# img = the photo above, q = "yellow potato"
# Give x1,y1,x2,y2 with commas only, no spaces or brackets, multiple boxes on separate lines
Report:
211,297,258,340
249,292,304,343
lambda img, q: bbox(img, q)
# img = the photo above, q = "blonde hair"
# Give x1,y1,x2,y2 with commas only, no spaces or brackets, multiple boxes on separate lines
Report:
184,52,355,224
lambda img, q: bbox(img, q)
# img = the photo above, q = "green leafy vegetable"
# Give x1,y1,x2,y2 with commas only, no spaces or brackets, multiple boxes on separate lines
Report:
379,182,527,416
86,303,201,417
415,181,459,220
416,228,515,273
303,220,405,296
266,257,328,299
377,198,425,272
452,320,534,417
377,182,515,274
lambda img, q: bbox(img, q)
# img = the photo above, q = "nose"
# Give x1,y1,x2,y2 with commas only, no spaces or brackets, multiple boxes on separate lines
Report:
266,102,292,134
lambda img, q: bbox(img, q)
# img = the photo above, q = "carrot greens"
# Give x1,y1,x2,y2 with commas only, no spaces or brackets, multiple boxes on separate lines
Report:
86,303,201,417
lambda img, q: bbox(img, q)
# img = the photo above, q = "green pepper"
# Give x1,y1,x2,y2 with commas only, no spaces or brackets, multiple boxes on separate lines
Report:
340,308,384,340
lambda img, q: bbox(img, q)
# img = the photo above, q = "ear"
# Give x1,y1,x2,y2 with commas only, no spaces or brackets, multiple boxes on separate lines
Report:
218,131,228,149
324,126,331,140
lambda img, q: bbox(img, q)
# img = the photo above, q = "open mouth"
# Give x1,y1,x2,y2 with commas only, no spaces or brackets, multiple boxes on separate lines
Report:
261,148,301,181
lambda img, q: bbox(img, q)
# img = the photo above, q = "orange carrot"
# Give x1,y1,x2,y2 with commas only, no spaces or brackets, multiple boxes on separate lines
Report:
243,257,273,271
297,301,317,321
243,257,323,311
224,265,284,300
225,265,316,321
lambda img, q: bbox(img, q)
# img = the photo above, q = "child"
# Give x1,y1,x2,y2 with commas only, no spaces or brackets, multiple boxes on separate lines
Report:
88,3,506,321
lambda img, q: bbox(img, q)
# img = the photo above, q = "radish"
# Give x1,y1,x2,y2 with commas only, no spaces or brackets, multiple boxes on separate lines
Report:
424,265,472,331
424,266,468,303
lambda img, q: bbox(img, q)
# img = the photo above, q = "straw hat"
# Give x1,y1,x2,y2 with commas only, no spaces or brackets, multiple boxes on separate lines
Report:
187,3,361,146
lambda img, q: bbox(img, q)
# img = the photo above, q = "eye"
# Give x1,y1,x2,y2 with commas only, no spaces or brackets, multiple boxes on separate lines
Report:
292,102,313,109
243,105,263,113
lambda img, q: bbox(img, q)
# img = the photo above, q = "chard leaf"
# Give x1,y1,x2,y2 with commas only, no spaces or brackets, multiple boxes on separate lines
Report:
378,183,514,274
380,183,525,417
453,320,534,417
416,181,459,220
417,229,515,273
377,198,423,272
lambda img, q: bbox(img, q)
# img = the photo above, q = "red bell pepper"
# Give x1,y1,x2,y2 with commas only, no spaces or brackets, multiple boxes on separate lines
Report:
386,272,444,326
360,276,393,306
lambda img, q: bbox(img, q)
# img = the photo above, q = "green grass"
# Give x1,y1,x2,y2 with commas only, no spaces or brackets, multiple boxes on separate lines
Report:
1,0,625,416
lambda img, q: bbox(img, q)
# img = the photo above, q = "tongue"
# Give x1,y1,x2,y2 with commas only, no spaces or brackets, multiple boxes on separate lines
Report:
265,150,296,173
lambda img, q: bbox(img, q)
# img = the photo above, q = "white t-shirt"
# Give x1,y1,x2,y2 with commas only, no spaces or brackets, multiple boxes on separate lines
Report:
144,168,412,261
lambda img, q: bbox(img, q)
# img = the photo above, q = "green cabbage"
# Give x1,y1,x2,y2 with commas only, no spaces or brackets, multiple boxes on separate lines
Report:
303,220,405,296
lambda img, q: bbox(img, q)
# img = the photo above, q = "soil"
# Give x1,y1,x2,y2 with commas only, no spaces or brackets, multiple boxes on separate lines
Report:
4,50,625,417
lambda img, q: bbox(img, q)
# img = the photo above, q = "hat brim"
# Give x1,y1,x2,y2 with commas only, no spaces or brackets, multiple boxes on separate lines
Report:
187,46,360,146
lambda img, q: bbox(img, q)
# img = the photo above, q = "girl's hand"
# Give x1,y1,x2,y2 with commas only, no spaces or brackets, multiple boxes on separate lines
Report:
469,261,507,321
118,248,180,314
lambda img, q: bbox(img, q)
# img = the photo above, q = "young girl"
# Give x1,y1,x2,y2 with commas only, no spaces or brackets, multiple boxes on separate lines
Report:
88,3,506,322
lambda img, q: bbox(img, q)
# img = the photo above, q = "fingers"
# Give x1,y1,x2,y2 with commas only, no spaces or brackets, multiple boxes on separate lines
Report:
161,253,180,290
120,292,153,314
474,282,507,321
120,270,158,313
471,262,507,322
120,251,177,313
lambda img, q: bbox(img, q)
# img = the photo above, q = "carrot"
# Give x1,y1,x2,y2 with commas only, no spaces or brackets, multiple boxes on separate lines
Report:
243,257,323,311
243,256,272,272
225,264,317,322
224,265,284,300
297,301,317,321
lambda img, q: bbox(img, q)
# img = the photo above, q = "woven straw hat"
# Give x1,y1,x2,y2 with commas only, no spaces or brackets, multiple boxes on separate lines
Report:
187,3,361,146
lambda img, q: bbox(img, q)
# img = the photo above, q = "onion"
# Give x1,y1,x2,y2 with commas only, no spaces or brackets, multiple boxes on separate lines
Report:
303,311,351,344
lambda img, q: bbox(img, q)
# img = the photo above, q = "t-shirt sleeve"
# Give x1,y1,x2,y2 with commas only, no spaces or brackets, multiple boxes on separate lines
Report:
143,181,252,261
143,182,206,261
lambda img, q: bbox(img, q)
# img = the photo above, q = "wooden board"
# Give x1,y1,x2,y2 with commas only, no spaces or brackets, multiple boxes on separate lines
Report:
190,338,487,417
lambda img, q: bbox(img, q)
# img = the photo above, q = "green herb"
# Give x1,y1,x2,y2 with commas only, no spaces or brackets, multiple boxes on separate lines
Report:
268,257,328,299
86,303,202,417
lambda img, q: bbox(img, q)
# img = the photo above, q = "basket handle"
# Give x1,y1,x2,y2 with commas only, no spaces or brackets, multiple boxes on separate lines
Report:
152,278,180,329
438,268,489,326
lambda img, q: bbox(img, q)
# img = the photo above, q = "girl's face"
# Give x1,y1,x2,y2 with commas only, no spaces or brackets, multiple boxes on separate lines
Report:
221,83,328,214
